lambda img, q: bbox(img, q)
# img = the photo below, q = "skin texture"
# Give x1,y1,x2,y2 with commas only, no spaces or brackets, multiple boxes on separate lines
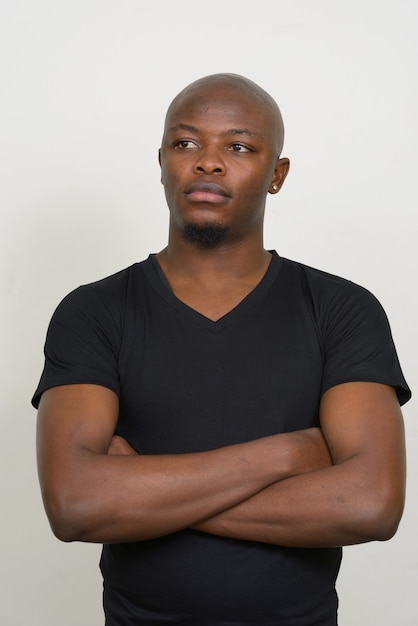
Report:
109,381,406,547
37,73,406,548
157,73,289,320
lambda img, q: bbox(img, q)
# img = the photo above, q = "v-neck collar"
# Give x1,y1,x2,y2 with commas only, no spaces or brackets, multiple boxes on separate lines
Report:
142,251,283,333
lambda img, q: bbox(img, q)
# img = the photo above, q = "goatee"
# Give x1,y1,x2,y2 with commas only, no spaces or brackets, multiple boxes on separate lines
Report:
182,223,230,248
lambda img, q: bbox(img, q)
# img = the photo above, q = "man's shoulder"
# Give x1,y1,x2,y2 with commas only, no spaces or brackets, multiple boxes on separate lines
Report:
53,257,152,318
274,254,385,325
279,255,377,300
82,257,150,292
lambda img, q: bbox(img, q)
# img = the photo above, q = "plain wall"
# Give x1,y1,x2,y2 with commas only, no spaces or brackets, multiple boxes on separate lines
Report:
1,1,417,624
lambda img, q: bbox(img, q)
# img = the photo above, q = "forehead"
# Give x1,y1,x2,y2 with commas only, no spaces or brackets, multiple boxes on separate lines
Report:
164,85,275,138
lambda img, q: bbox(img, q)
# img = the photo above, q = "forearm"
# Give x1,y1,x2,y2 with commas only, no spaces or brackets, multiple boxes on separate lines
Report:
192,456,404,548
49,442,272,544
41,428,330,544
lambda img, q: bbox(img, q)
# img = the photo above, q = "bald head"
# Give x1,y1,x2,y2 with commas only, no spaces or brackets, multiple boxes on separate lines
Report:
164,73,285,156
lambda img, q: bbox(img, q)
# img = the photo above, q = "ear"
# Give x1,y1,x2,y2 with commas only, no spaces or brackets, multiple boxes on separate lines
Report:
269,157,290,195
158,148,164,184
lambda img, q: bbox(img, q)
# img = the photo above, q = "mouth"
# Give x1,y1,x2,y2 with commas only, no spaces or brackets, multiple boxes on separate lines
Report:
184,182,230,204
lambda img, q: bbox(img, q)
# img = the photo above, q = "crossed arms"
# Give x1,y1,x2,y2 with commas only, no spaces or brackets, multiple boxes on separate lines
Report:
36,381,406,548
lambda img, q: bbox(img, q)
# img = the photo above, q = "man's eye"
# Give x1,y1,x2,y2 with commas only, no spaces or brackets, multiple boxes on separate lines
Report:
174,140,197,149
229,143,251,153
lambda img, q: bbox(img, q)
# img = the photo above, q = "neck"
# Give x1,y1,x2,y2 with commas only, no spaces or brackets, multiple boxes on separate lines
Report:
156,237,272,322
157,232,270,283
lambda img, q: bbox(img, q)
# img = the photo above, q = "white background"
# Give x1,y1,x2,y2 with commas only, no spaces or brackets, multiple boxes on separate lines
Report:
1,1,417,624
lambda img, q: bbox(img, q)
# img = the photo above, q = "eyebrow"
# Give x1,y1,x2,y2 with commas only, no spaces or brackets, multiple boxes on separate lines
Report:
226,128,261,138
167,123,199,134
167,124,263,139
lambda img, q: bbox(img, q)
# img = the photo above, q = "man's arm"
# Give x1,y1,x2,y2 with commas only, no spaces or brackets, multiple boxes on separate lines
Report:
36,383,331,544
192,382,406,547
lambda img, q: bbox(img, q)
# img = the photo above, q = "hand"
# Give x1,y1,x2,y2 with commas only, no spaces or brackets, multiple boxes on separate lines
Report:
107,434,138,456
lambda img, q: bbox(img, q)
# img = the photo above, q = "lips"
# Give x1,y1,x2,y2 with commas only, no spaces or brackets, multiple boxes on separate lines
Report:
184,182,230,204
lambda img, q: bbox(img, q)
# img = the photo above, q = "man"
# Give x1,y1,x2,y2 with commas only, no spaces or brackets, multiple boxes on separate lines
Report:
33,74,410,625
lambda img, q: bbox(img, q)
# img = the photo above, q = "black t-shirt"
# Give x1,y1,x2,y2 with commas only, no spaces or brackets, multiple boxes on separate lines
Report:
32,252,410,625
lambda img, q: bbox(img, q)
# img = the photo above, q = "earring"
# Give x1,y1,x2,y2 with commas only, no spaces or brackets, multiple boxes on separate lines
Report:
271,184,278,192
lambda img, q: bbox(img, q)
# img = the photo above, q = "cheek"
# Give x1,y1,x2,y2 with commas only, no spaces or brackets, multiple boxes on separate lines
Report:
235,181,270,223
234,163,272,191
161,162,188,190
160,162,171,186
237,176,269,204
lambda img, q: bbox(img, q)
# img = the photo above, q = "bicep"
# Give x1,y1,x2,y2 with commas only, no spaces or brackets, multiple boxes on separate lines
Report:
320,382,406,486
36,384,119,495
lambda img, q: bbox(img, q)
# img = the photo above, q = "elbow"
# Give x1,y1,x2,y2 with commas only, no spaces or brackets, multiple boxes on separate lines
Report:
373,498,404,542
356,489,405,542
50,524,78,544
49,517,81,544
42,489,93,543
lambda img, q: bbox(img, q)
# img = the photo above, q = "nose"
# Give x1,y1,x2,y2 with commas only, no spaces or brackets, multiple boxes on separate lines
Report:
193,145,226,175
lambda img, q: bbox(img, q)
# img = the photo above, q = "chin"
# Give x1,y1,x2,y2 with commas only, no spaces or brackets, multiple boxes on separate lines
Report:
182,222,231,247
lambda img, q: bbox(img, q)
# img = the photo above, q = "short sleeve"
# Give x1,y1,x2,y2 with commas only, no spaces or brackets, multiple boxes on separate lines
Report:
32,284,123,408
319,281,411,406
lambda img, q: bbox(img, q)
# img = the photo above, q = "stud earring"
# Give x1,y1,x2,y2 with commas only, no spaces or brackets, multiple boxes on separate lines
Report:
271,184,278,192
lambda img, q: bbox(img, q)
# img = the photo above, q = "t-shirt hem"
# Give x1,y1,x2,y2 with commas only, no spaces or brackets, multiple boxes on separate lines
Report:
31,377,120,409
321,372,411,406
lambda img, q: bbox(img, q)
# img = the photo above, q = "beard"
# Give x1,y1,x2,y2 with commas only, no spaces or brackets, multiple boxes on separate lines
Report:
182,222,230,248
